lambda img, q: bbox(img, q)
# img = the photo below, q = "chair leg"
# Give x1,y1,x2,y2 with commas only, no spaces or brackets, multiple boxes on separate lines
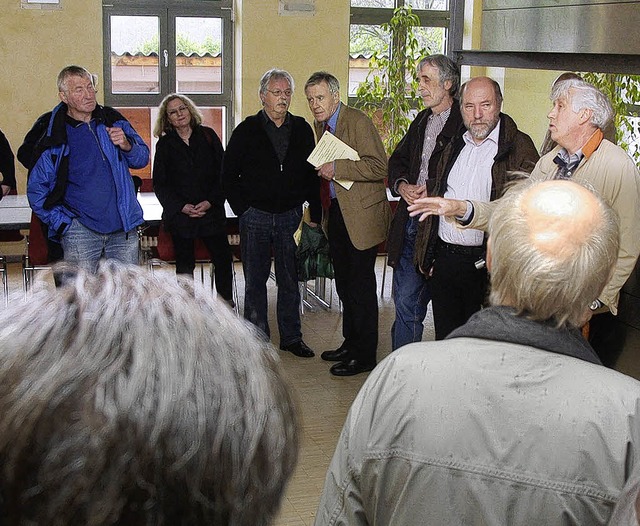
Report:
0,257,7,306
379,255,388,297
232,262,239,315
299,282,306,315
22,254,31,295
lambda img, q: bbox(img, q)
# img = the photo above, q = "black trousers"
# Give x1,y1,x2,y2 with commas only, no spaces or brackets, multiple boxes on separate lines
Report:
171,232,234,302
328,200,378,365
430,240,488,340
589,311,625,368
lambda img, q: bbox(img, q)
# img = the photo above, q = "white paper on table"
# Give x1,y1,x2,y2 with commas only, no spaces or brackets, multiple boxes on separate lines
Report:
307,131,360,190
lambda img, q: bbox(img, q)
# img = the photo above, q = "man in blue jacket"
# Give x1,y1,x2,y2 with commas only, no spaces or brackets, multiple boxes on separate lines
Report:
27,65,149,273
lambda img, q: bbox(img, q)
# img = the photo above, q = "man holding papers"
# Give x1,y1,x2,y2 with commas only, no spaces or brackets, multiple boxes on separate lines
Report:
304,71,391,376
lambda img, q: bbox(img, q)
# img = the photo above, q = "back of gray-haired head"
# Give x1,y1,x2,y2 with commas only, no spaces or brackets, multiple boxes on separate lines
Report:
304,71,340,94
488,179,619,327
417,54,460,98
259,68,295,97
551,78,614,131
0,261,299,526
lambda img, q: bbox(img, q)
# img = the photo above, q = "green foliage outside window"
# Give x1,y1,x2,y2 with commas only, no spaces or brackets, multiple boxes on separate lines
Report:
580,72,640,165
133,34,221,56
350,25,389,58
355,6,435,155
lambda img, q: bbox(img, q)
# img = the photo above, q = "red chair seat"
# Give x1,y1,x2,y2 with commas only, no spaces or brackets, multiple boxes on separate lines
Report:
156,224,211,261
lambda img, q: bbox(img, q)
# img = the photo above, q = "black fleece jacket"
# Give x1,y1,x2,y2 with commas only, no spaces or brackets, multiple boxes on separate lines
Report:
222,111,321,223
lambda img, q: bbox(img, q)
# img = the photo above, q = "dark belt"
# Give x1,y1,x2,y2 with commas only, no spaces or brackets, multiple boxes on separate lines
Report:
436,238,484,256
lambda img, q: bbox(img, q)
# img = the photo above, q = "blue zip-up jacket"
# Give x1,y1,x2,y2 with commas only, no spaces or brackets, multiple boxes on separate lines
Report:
27,102,148,239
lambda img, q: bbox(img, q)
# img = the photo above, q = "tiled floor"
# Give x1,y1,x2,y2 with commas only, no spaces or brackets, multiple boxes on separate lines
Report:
250,258,434,525
3,256,432,526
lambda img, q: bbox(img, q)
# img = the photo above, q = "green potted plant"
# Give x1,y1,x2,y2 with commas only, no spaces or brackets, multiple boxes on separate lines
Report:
354,6,427,155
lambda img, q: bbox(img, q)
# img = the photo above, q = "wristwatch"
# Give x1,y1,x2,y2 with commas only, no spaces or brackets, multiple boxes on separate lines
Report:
589,299,603,311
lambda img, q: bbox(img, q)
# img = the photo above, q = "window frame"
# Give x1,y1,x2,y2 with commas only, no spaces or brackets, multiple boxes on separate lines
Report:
102,0,233,137
347,0,463,104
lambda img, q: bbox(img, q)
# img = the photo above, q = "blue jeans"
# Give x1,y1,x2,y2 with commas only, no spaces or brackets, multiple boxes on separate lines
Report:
239,207,302,346
62,219,139,273
391,217,431,350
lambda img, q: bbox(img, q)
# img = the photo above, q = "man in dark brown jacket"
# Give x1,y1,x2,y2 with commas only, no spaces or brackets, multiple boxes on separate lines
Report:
387,55,463,350
412,76,539,340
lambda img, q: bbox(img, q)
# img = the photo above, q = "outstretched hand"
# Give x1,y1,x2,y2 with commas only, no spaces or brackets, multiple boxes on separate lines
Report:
407,197,468,222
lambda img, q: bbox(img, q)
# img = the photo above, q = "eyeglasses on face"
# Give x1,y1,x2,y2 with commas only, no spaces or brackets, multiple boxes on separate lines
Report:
266,89,292,98
167,105,189,117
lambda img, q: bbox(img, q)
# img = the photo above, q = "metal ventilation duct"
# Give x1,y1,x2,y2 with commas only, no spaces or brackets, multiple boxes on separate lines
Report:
482,0,640,55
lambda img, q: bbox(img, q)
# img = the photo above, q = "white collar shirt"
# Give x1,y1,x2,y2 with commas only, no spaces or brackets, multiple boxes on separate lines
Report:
439,121,500,246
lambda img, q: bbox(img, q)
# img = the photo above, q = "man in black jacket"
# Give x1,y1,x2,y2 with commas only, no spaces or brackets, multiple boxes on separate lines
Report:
0,128,16,196
222,68,321,358
387,55,462,350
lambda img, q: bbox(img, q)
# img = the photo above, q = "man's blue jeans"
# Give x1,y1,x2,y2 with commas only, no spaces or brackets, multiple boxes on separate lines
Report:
61,219,139,273
391,216,431,350
239,206,302,346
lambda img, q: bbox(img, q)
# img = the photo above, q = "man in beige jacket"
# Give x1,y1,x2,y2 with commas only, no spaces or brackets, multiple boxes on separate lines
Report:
304,71,391,376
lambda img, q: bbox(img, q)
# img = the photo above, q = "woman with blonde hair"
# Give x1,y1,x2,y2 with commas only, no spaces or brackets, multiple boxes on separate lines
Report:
152,94,233,303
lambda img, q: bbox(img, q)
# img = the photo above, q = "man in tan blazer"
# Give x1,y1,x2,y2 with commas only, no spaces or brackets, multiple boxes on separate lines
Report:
304,71,391,376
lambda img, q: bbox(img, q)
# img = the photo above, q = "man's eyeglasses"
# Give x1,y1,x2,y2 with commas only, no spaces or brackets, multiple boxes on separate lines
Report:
168,105,189,117
266,89,292,98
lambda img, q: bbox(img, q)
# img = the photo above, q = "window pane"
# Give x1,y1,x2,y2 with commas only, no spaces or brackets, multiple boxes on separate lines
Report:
350,0,394,7
110,16,160,94
349,24,391,95
621,114,640,162
406,0,448,9
414,26,446,56
175,17,223,94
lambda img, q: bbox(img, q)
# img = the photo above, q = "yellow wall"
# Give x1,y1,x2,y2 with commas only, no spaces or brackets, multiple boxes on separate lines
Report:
0,0,102,193
502,69,559,152
235,0,349,122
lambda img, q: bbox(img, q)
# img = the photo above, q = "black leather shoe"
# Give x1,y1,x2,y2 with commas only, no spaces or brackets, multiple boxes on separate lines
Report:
321,346,351,362
330,359,376,376
280,340,315,358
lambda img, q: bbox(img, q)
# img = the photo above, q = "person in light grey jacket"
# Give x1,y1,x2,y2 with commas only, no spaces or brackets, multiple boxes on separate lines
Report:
315,179,640,526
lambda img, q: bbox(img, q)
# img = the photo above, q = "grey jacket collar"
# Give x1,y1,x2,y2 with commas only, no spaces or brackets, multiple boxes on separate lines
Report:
447,305,601,365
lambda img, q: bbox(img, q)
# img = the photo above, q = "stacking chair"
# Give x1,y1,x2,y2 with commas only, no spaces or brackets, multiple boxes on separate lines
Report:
377,198,399,297
136,178,160,264
22,213,51,292
149,223,239,312
0,189,25,301
0,189,26,243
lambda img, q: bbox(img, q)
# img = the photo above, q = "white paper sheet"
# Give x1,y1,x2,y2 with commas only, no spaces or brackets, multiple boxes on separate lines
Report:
307,131,360,190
